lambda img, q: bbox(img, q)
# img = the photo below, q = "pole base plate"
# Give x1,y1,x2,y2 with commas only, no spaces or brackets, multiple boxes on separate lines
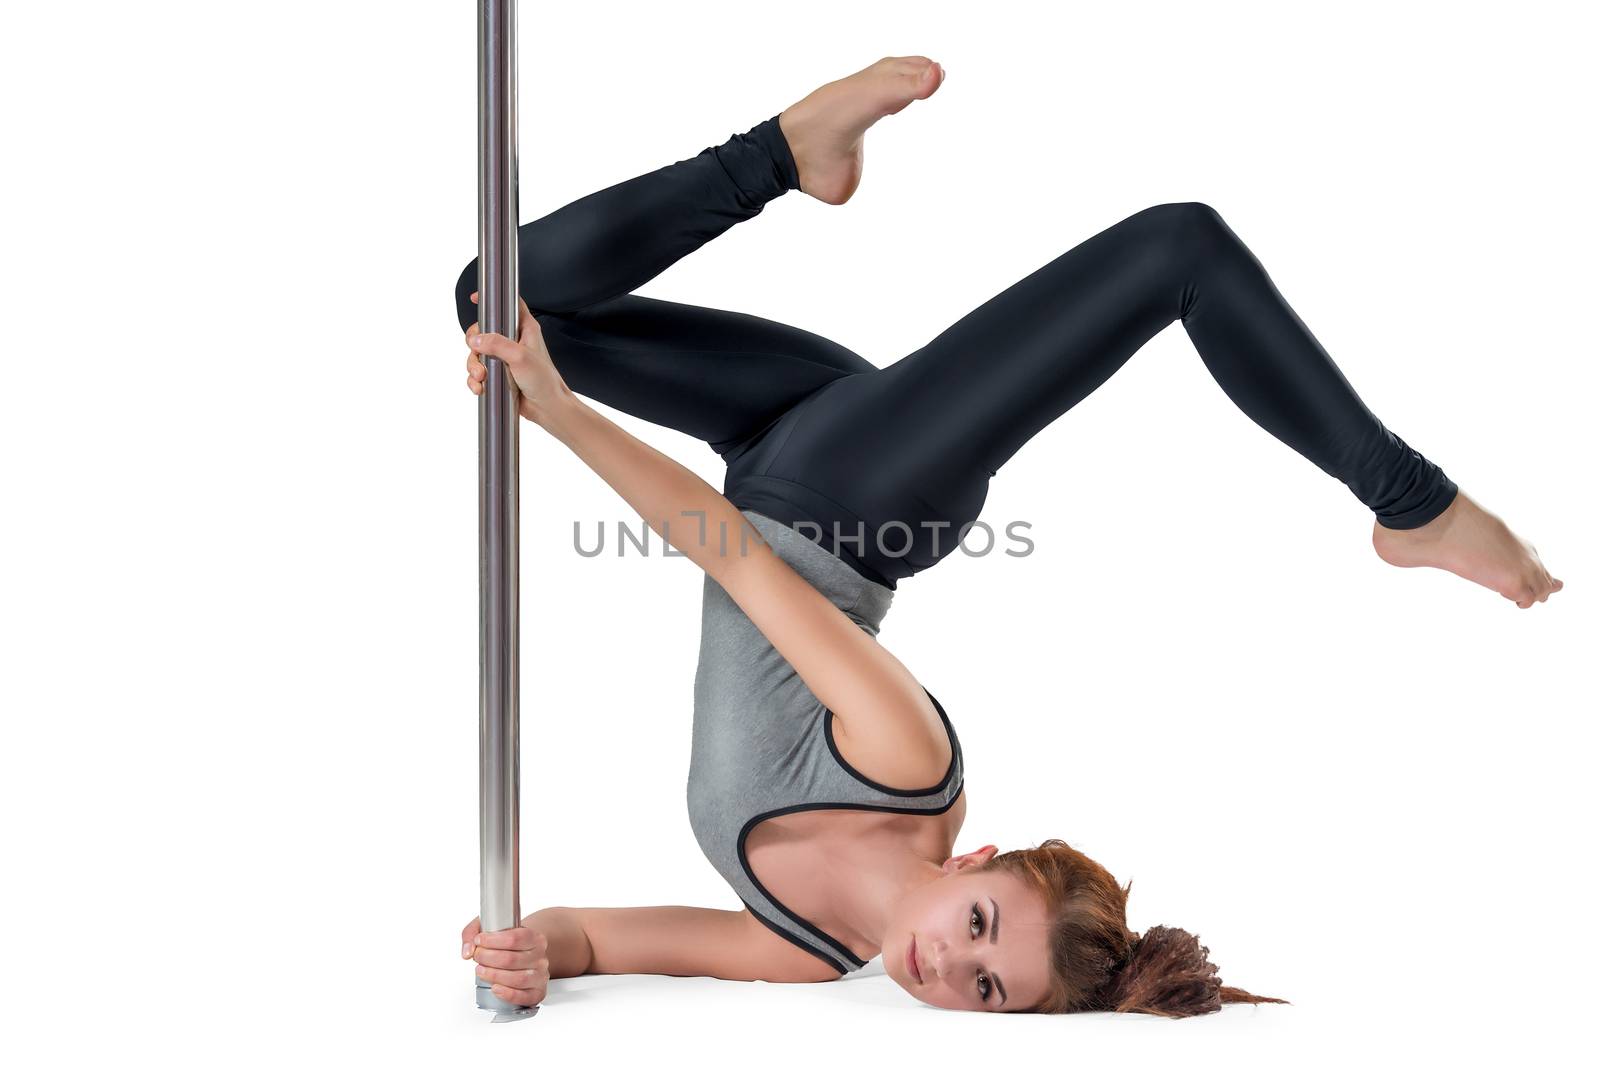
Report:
477,978,540,1022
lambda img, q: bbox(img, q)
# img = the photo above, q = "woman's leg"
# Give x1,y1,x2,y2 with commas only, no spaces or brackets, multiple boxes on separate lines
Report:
922,202,1456,522
454,115,801,323
759,202,1458,582
452,116,875,452
534,293,873,456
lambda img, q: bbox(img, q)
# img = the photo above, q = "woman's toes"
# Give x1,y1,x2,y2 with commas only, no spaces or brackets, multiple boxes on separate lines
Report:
906,60,943,101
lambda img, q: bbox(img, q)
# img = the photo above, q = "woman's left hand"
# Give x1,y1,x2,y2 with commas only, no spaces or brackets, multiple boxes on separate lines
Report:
464,292,573,422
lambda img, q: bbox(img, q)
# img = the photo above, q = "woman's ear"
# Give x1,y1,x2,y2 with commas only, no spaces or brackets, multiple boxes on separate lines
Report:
941,844,999,874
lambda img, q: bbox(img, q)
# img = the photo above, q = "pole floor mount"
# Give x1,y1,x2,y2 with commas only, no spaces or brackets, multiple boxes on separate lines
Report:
477,978,539,1022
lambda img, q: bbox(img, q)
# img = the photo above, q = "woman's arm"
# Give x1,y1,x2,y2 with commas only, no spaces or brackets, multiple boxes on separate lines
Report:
465,905,839,1001
564,906,838,981
542,394,950,777
465,298,951,780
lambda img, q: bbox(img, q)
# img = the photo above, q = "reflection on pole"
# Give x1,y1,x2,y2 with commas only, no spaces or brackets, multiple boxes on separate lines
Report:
476,0,532,1023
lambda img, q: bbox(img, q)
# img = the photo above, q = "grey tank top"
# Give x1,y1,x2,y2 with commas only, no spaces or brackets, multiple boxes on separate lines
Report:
685,510,965,974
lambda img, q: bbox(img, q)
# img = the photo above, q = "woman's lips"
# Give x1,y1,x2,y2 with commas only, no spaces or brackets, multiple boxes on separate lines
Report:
907,935,923,983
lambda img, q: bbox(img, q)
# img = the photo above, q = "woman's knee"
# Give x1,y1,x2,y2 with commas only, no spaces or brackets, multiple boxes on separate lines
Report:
1150,200,1223,222
1143,200,1228,238
455,249,573,333
1133,201,1236,268
454,258,479,332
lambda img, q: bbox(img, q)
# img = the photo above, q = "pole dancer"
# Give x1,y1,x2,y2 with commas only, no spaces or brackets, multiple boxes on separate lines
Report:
457,56,1560,1015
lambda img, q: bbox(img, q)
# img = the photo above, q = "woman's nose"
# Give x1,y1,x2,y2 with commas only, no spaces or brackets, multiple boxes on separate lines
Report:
930,939,952,979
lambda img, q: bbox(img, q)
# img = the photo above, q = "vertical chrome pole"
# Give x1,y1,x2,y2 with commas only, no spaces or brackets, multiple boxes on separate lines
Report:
477,0,529,1020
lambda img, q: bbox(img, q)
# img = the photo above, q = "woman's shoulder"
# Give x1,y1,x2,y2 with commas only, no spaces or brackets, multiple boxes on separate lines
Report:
739,908,848,983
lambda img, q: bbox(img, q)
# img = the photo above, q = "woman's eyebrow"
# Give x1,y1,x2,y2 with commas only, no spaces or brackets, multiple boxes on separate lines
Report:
989,897,1008,1008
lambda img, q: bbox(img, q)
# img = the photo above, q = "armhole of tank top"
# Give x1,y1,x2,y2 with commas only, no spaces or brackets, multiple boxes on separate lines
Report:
737,811,868,974
739,893,852,976
735,791,970,979
822,687,961,798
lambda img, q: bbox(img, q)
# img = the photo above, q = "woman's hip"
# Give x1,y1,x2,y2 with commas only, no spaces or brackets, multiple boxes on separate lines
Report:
723,372,992,586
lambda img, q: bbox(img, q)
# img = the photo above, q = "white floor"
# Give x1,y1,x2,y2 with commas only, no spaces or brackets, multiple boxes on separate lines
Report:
123,961,1583,1066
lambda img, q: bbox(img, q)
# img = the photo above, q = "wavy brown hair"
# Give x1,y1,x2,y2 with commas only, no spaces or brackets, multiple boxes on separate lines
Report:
979,839,1287,1017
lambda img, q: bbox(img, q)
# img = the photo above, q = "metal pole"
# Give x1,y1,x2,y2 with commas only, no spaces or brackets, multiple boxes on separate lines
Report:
476,0,531,1021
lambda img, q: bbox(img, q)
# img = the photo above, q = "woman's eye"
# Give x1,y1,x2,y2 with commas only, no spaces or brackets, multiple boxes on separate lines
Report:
977,972,991,1001
969,904,984,937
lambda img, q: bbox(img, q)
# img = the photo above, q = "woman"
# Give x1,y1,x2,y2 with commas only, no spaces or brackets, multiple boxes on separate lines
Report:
452,57,1561,1015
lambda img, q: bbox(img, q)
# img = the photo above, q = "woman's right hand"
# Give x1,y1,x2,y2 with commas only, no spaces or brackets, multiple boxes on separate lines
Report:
463,290,573,423
461,914,551,1009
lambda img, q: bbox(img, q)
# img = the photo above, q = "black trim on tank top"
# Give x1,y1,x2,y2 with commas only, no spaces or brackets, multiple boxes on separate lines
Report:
740,897,849,975
824,687,962,797
735,786,967,976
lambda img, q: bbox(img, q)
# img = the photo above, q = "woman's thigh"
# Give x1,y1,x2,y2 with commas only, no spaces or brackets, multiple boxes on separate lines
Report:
739,207,1189,581
725,364,997,585
538,293,876,455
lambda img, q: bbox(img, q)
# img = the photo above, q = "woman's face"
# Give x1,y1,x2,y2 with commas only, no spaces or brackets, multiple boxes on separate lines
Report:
883,848,1054,1012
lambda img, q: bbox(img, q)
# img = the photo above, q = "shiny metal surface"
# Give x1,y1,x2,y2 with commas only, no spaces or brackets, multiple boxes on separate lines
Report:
475,0,529,1019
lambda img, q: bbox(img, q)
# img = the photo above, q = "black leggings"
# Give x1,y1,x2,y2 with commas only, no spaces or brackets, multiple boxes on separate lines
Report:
454,116,1457,589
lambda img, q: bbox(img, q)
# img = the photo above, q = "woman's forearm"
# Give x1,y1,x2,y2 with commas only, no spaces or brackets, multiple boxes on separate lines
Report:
524,907,594,979
532,392,766,582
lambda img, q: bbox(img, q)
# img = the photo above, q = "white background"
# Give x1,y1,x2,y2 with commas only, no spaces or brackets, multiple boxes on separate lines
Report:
2,1,1595,1064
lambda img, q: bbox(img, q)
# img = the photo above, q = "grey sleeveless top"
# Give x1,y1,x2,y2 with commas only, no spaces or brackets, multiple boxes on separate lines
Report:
685,510,965,974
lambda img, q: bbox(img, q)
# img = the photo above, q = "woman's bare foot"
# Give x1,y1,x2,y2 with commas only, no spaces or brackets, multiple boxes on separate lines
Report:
1372,491,1563,608
779,55,945,205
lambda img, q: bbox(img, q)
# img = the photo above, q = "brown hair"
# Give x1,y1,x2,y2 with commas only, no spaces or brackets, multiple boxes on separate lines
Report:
980,839,1287,1017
